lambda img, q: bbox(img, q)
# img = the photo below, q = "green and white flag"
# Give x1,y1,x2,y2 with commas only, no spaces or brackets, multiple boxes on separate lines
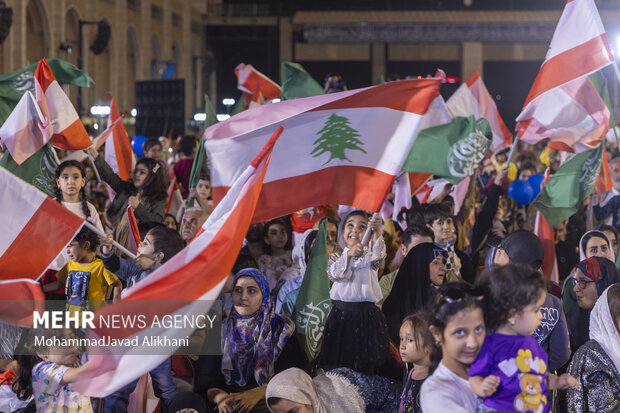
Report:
533,143,604,227
402,115,492,184
281,62,324,101
292,218,331,365
0,58,93,126
0,143,59,197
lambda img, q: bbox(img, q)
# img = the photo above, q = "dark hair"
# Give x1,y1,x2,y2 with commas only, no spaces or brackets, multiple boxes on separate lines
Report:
147,226,185,263
423,203,451,226
476,264,546,331
232,253,259,275
397,206,426,228
143,138,162,155
304,230,319,264
401,313,433,354
73,227,99,252
426,282,486,373
402,225,434,247
135,157,167,202
198,170,210,182
55,160,91,220
518,162,537,177
263,218,292,253
343,210,370,225
581,230,610,255
164,213,178,230
267,397,283,408
178,135,198,157
598,225,618,243
608,283,620,333
246,223,265,243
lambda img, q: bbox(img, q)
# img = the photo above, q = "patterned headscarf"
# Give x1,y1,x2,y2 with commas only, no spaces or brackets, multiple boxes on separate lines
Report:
577,257,605,295
222,268,294,387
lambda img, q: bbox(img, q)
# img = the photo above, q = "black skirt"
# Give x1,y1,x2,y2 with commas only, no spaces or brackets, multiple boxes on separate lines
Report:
318,300,390,372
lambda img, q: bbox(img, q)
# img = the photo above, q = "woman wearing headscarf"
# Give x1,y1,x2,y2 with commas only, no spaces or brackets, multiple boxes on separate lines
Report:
197,269,295,413
564,257,620,352
567,283,620,412
382,243,448,343
265,367,401,413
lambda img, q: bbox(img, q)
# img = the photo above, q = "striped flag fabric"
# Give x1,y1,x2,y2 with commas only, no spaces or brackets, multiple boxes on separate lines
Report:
534,169,559,283
515,0,617,153
235,63,280,105
72,126,281,397
0,90,53,164
104,93,135,182
206,79,441,222
0,166,84,279
166,176,184,217
447,70,512,149
0,278,45,326
34,58,91,151
127,206,141,255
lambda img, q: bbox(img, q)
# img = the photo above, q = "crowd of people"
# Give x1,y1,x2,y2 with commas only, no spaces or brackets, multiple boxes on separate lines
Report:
2,127,620,413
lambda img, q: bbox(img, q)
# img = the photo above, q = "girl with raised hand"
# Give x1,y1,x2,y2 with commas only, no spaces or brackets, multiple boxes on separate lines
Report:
470,265,577,413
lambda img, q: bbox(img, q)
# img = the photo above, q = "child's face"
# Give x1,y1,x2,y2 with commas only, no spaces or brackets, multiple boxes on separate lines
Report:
399,321,428,365
511,290,546,336
343,215,368,248
428,217,452,245
327,222,338,242
196,179,211,199
39,350,79,366
145,144,162,160
66,241,89,263
132,164,150,189
164,215,177,230
137,233,162,269
56,166,85,199
264,223,288,251
429,255,447,287
432,307,485,369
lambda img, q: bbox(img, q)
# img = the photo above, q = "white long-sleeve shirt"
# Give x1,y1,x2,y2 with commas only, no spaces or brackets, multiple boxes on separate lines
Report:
327,236,385,303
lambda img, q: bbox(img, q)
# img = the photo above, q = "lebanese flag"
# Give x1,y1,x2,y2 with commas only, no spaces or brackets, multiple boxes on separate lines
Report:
165,176,184,217
235,63,281,105
206,79,441,222
534,169,559,283
127,206,141,255
34,58,91,151
0,91,53,164
596,144,613,194
72,126,280,397
59,116,124,164
447,70,512,149
0,279,45,326
105,93,135,181
515,0,617,153
0,166,84,280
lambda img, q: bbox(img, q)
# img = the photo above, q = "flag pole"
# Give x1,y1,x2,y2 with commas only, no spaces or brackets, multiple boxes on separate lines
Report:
83,221,137,260
86,152,102,183
505,137,520,166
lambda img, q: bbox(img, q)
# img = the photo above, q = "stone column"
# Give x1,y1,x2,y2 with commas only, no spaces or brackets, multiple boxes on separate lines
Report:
279,17,293,78
461,41,483,79
371,43,386,85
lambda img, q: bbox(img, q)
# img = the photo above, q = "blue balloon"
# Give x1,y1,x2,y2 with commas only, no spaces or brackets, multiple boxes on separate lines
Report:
508,180,535,206
131,135,148,157
528,174,544,200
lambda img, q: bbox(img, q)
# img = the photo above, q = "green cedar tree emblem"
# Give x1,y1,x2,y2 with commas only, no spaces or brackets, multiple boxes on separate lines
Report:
311,113,366,165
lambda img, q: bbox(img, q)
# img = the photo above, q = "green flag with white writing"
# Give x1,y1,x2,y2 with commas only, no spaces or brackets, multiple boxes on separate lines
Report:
533,144,603,228
292,218,331,364
0,58,93,126
281,62,324,101
402,115,492,184
0,143,59,197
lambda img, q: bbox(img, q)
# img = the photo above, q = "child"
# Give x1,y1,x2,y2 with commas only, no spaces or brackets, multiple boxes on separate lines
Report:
399,314,432,413
55,160,104,232
100,226,185,295
61,228,122,312
470,264,577,412
191,170,214,214
424,203,461,280
12,329,93,412
318,210,390,373
257,218,293,291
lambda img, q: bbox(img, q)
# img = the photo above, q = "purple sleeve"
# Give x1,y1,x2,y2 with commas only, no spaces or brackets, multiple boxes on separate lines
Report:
468,336,493,378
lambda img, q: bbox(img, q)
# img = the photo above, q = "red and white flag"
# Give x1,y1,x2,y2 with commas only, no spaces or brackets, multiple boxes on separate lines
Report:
73,127,281,397
105,93,135,182
165,176,184,217
35,58,92,151
0,166,84,279
0,91,53,164
127,206,141,255
447,70,512,149
534,169,559,283
516,0,617,153
206,79,441,222
235,63,281,105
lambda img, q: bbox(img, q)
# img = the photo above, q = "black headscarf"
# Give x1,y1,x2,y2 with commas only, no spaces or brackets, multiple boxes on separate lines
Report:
382,242,447,343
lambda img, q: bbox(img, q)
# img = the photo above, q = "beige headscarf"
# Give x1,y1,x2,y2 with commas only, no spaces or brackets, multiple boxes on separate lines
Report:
590,284,620,376
265,368,365,413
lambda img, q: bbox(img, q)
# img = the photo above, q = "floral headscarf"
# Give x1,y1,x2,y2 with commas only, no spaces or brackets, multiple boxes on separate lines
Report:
222,268,294,387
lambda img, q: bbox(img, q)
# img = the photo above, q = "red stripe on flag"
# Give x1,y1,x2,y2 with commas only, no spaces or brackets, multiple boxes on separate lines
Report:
109,93,134,181
34,58,55,92
50,118,92,150
465,70,480,88
0,279,45,326
127,206,141,254
596,147,613,193
0,198,83,279
522,34,613,109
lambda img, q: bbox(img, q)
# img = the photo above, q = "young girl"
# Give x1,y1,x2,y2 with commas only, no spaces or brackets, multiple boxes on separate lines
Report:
88,146,168,250
12,329,93,412
399,314,432,413
317,210,390,373
420,282,486,412
258,218,293,292
191,170,214,214
55,160,104,232
470,264,578,413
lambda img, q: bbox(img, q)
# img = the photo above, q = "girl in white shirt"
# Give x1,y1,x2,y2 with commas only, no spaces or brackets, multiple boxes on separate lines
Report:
317,210,390,374
420,282,485,413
